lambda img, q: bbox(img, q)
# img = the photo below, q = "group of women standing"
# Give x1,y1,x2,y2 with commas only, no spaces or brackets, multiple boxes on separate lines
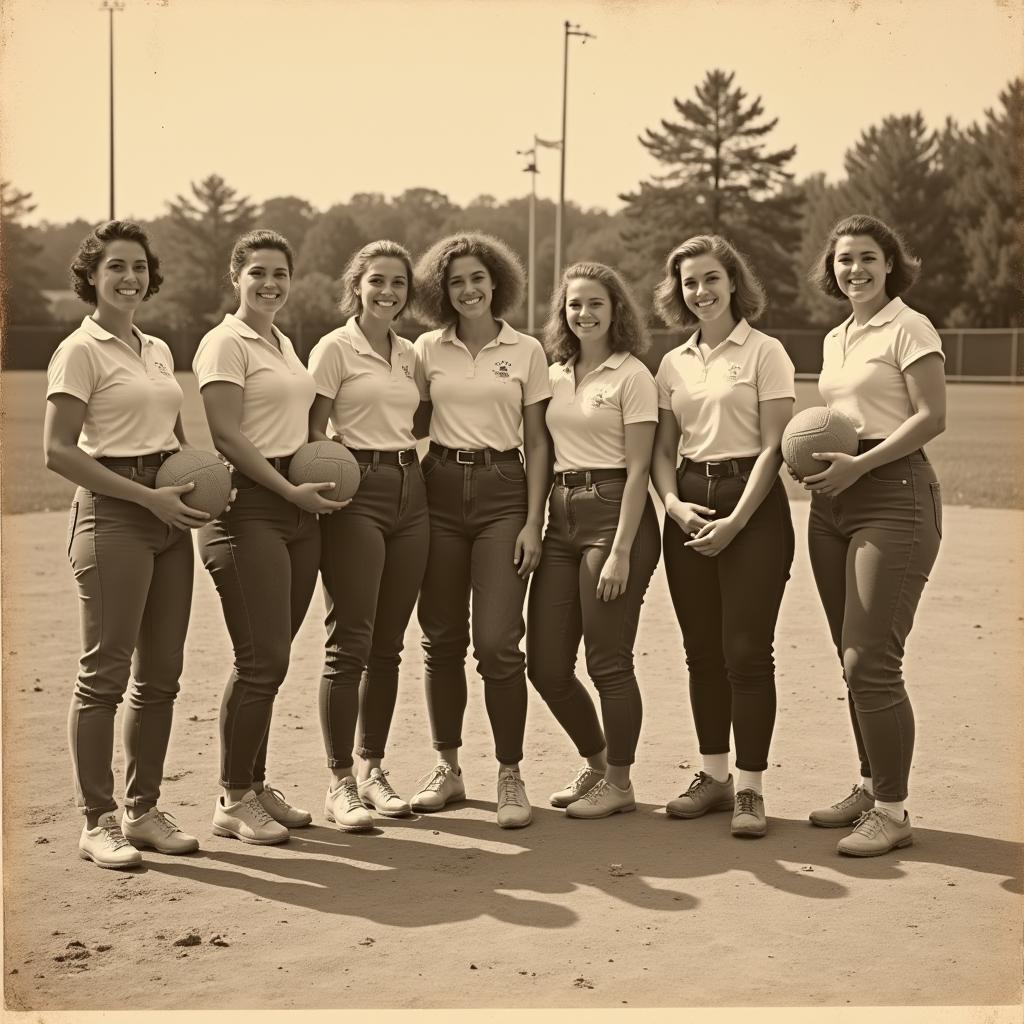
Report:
44,211,946,870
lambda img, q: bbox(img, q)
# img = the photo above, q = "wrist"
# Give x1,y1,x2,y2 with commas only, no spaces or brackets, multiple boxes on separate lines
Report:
524,516,543,529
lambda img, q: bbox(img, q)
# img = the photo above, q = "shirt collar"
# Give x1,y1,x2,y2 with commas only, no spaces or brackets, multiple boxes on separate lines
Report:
832,297,906,338
679,318,752,352
343,316,397,357
80,315,150,347
562,350,630,373
223,312,288,349
441,319,518,346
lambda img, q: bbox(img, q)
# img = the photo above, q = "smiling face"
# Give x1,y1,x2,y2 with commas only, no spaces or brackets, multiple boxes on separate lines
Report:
88,239,150,316
678,254,735,325
565,277,612,348
446,255,494,321
233,247,291,318
359,256,409,324
833,234,893,311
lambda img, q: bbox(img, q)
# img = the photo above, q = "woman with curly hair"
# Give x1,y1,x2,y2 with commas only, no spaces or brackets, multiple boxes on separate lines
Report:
306,240,428,830
800,215,945,857
650,235,795,838
44,220,206,867
526,262,660,819
194,230,347,846
408,232,551,829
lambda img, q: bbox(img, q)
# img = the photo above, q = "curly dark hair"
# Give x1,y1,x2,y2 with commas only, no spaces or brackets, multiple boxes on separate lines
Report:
653,234,766,327
810,213,920,300
229,229,295,283
544,262,649,362
69,220,163,304
413,232,525,327
337,239,415,319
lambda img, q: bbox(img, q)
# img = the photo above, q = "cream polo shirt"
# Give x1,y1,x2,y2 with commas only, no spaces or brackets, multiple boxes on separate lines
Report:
192,313,316,458
307,317,424,451
656,319,795,462
818,297,944,439
546,352,658,472
415,320,551,451
46,316,182,458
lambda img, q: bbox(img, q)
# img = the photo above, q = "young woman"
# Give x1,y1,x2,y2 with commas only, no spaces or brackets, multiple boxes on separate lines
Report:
650,235,795,838
307,240,428,830
45,220,205,868
801,214,945,857
194,229,347,846
526,263,661,819
410,232,551,829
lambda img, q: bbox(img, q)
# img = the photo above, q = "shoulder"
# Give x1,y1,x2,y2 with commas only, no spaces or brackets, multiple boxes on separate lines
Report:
413,328,445,354
891,303,940,340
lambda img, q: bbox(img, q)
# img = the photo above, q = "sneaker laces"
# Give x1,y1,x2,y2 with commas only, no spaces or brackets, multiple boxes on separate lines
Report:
682,772,712,797
833,785,866,811
260,786,293,812
735,790,759,815
569,766,601,793
370,770,399,802
850,808,887,837
498,770,525,806
150,809,183,836
417,763,453,793
242,792,274,826
580,779,610,804
97,821,132,851
336,777,364,811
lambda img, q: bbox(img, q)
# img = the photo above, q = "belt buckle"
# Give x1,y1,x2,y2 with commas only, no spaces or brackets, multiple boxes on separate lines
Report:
398,448,415,466
456,450,475,465
704,463,716,478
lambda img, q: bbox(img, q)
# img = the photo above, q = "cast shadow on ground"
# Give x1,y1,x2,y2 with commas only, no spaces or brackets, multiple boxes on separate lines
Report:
144,800,1023,928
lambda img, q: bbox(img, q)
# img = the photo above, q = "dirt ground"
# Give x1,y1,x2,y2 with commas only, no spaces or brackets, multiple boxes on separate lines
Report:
2,502,1022,1015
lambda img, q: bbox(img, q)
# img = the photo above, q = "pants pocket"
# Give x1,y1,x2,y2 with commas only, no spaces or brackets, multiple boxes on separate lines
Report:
929,480,942,538
66,500,80,560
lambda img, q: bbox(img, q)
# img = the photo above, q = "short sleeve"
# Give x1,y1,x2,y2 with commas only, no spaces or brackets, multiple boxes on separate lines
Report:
620,366,659,424
193,329,247,388
522,339,552,406
893,315,945,371
756,338,796,401
655,354,675,411
46,341,95,404
308,334,345,400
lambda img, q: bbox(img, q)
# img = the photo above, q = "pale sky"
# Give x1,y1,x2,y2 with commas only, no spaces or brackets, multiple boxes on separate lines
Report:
1,0,1020,226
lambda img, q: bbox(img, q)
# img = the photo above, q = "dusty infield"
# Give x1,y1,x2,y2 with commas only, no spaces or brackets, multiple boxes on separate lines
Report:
2,503,1022,1011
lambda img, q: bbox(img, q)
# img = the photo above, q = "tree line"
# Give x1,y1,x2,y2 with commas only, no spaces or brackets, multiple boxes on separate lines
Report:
3,69,1020,359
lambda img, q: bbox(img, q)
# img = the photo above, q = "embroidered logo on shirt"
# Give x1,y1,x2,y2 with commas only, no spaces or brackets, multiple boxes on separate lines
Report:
492,360,512,380
152,360,173,378
400,362,413,380
726,362,741,383
590,387,612,408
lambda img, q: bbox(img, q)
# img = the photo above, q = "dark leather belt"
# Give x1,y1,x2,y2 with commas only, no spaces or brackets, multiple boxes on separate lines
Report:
350,447,417,467
267,454,294,475
429,442,522,465
679,456,758,478
97,451,176,471
555,468,628,488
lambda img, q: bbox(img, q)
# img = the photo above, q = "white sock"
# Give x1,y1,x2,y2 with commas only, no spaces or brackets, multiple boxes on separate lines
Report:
874,800,905,822
860,776,874,797
702,754,730,783
735,770,763,795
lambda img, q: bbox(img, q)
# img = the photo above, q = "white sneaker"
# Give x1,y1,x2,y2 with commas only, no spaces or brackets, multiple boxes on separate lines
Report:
565,778,636,819
409,762,466,812
255,785,312,828
549,765,604,808
122,808,199,854
358,768,411,817
496,766,532,829
212,791,289,845
79,811,143,869
325,778,374,832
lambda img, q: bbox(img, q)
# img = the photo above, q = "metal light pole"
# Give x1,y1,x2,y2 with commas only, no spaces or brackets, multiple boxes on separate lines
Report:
100,1,125,220
516,143,539,333
554,20,595,294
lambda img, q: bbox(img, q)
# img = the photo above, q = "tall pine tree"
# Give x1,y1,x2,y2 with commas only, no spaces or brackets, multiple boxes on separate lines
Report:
0,182,52,327
620,69,802,324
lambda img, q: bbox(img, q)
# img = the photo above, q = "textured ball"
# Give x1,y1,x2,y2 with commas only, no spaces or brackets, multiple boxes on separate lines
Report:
781,406,859,480
155,449,232,518
288,440,361,502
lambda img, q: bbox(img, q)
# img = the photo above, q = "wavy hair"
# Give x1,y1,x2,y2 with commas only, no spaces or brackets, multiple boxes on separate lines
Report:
544,262,649,362
413,232,525,326
653,234,766,326
337,239,415,319
70,220,163,304
810,213,920,300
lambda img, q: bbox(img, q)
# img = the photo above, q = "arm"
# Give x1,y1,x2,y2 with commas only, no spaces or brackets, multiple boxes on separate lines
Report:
596,421,656,602
308,394,334,444
686,397,793,557
200,381,346,514
412,400,433,441
803,352,946,496
43,395,208,530
650,407,715,537
514,400,551,579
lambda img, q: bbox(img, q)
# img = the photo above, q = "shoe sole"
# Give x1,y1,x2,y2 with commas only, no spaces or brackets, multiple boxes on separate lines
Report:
666,799,734,820
78,849,142,869
211,824,289,845
324,812,374,832
360,799,412,817
731,823,768,838
124,838,200,854
498,815,533,829
838,836,913,857
409,793,466,813
566,802,636,820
